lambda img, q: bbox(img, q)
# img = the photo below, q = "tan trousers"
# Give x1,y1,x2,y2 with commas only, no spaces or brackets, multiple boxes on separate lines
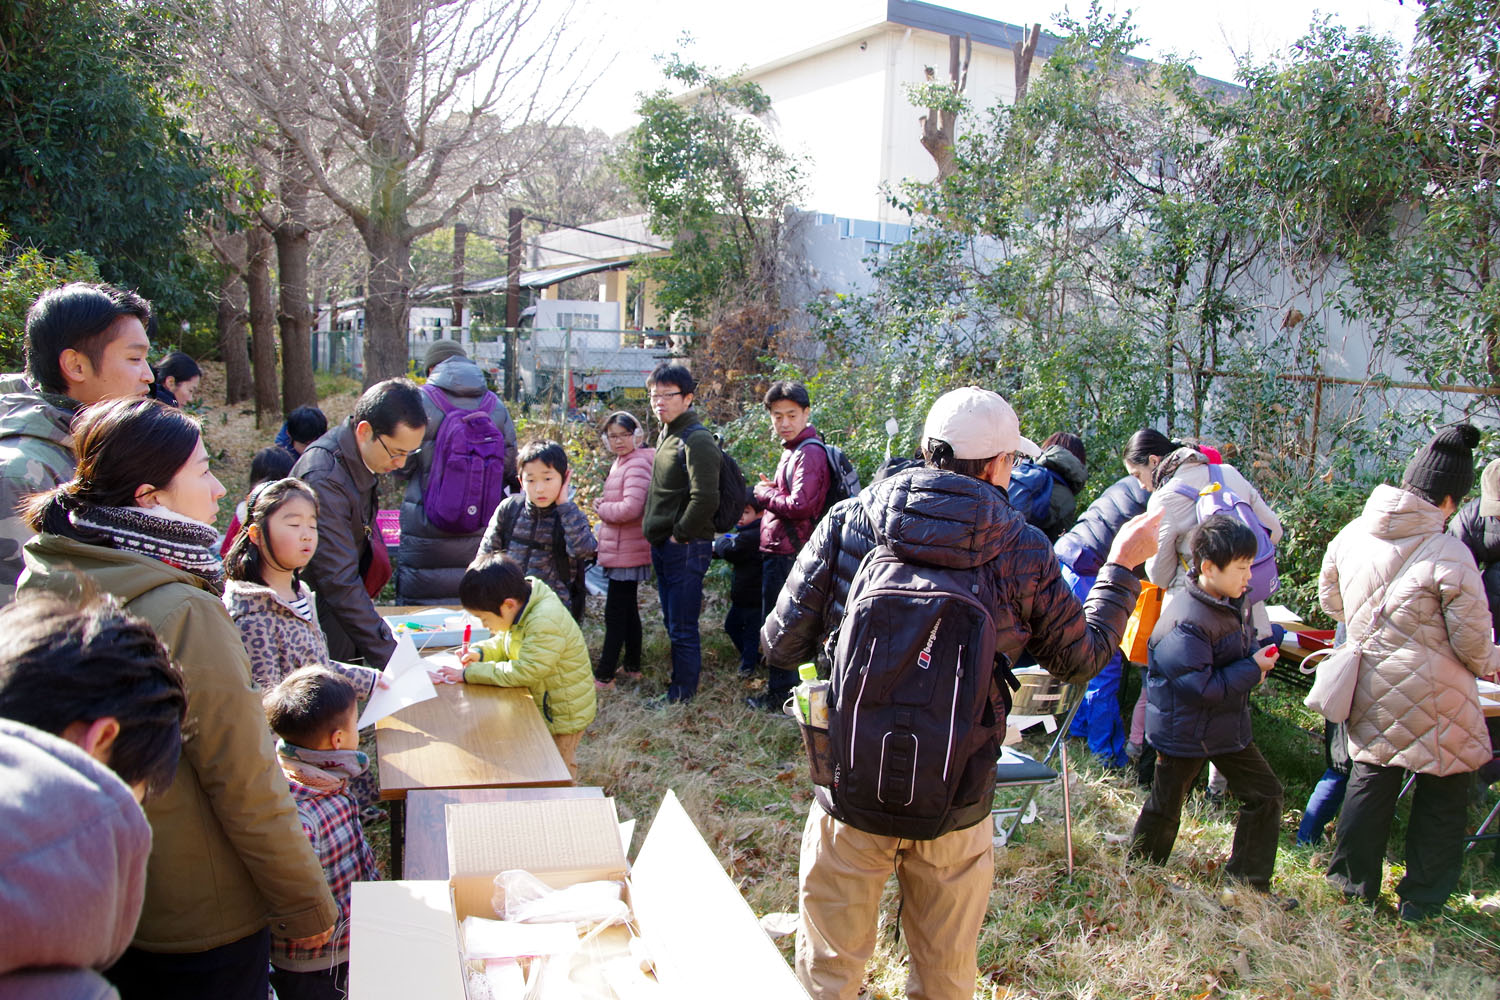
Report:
796,801,994,1000
552,730,582,782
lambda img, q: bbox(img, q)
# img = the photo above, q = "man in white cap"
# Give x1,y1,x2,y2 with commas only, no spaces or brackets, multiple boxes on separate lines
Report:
762,387,1160,1000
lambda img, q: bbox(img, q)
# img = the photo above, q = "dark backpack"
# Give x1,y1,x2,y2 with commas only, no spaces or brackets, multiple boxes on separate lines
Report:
498,501,592,621
1006,461,1056,526
421,384,506,535
824,544,1012,840
681,423,749,534
1169,464,1280,605
797,438,862,518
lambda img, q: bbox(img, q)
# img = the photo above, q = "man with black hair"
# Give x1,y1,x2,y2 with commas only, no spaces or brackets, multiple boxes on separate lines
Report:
641,363,721,703
0,592,187,998
0,283,156,602
292,379,428,667
282,406,329,458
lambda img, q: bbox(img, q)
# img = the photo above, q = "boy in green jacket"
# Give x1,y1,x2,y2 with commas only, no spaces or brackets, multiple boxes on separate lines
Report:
432,554,595,780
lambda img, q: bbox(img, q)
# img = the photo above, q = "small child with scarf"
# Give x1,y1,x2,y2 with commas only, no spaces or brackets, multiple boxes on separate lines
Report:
263,667,381,1000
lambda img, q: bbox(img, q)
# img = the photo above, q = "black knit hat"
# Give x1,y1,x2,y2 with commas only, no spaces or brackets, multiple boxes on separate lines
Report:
1402,423,1480,503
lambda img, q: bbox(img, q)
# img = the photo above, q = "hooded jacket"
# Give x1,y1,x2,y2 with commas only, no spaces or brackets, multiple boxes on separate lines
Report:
1320,484,1500,775
0,374,77,603
17,533,337,952
1450,497,1500,641
594,445,655,569
1144,576,1263,757
292,421,397,668
754,425,831,555
1055,474,1149,577
1146,448,1283,640
395,358,518,603
464,578,596,735
222,579,380,697
1034,444,1088,542
0,720,150,1000
760,466,1140,832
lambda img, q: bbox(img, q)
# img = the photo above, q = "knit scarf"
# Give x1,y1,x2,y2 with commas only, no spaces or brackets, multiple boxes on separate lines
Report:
69,504,224,586
277,740,370,794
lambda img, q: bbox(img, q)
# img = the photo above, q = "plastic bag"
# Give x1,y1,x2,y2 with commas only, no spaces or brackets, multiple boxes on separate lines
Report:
491,869,630,926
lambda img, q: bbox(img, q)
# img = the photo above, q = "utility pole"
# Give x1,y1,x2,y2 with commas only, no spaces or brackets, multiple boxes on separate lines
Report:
505,207,523,400
450,222,467,338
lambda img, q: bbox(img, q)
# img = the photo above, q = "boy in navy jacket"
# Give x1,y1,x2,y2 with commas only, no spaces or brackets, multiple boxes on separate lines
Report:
1129,514,1288,901
712,503,763,678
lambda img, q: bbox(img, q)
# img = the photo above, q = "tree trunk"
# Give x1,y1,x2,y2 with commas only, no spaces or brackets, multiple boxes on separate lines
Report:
211,226,252,404
362,0,416,386
275,142,318,411
246,225,280,426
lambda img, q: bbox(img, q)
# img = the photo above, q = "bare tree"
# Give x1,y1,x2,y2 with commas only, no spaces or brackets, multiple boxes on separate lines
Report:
245,226,280,423
189,0,592,385
919,34,971,179
207,221,253,404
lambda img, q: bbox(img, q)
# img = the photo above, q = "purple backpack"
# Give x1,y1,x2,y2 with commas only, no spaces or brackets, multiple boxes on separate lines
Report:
1171,464,1280,604
421,384,506,535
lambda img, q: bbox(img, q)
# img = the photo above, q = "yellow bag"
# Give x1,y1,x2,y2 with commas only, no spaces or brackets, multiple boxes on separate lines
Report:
1120,582,1163,664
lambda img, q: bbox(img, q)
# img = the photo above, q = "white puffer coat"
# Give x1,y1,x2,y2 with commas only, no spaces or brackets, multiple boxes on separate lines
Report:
1320,483,1500,775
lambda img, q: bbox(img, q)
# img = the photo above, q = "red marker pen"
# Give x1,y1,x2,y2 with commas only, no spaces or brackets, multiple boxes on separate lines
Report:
461,621,472,659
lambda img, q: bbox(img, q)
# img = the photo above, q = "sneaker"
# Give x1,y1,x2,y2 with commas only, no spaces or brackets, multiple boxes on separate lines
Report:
746,693,791,716
738,663,758,678
594,679,615,691
1398,900,1436,923
619,669,643,681
1262,892,1300,912
1124,741,1142,763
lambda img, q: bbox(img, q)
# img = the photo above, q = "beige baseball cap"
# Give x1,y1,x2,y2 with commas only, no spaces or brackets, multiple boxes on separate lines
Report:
922,387,1041,461
1480,458,1500,517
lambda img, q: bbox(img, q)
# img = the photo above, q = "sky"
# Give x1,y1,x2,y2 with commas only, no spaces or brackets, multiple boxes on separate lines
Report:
568,0,1422,134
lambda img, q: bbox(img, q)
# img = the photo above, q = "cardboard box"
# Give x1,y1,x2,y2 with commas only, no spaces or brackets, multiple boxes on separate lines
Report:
350,790,809,999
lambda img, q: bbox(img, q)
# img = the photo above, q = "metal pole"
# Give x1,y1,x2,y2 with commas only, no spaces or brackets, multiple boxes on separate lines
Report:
563,326,573,421
505,207,523,401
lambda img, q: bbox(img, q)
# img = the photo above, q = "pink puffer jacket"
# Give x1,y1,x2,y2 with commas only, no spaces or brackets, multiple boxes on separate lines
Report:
594,446,655,568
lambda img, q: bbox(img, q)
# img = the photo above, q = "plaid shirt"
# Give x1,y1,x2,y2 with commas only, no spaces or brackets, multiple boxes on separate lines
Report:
271,774,381,970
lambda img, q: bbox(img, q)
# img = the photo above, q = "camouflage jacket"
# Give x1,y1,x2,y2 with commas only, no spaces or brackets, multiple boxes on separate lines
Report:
0,375,76,603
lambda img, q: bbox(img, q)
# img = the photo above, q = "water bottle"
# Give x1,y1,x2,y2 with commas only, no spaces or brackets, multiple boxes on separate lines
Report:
795,662,829,730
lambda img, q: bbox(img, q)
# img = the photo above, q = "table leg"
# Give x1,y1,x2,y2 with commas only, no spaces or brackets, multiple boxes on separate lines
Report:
389,798,405,879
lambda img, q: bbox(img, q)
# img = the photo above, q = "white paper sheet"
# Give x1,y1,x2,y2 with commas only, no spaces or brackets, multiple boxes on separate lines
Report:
1264,605,1301,625
357,634,438,728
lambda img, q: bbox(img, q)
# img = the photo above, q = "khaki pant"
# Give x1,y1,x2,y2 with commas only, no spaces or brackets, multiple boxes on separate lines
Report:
552,730,582,782
796,801,993,1000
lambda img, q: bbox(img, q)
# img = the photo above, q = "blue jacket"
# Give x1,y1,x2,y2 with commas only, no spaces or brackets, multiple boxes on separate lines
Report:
1054,474,1148,577
1144,575,1262,757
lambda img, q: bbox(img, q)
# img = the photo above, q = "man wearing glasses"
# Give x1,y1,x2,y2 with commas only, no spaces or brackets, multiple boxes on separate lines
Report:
293,378,429,668
641,363,722,703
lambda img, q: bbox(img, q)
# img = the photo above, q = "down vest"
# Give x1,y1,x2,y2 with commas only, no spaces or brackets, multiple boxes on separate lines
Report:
463,578,596,735
477,495,597,600
1055,474,1149,576
1450,498,1500,641
395,358,517,603
1146,448,1282,641
594,446,655,569
1320,484,1500,775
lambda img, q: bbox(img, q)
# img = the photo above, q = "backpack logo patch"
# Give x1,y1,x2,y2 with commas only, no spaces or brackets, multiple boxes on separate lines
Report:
917,620,941,670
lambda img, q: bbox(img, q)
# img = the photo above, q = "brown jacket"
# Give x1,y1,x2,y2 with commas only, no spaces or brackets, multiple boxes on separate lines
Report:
1320,484,1500,775
292,421,397,668
18,533,337,952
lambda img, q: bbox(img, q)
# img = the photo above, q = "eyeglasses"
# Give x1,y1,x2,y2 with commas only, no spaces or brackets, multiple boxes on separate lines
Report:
604,431,635,443
647,390,682,402
376,435,420,462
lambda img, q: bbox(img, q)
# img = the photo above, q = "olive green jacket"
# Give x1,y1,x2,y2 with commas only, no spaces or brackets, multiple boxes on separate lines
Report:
464,578,596,736
0,375,77,603
641,409,721,545
18,533,337,953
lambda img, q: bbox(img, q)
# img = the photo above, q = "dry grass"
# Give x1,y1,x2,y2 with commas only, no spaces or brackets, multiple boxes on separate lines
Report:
197,366,1499,998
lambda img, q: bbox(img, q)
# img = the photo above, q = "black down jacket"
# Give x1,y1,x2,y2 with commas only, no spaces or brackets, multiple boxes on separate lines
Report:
761,466,1139,689
1054,473,1150,577
1450,497,1500,641
395,357,518,604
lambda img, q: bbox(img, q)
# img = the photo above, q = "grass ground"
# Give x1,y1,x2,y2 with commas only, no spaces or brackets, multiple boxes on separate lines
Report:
186,371,1499,998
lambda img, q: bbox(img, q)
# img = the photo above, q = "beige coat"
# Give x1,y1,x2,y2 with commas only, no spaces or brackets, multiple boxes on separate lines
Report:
1146,451,1283,641
19,533,337,952
1320,484,1500,775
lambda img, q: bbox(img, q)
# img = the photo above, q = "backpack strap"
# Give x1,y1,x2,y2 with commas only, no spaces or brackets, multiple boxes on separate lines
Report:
500,497,522,549
421,382,456,415
551,511,571,579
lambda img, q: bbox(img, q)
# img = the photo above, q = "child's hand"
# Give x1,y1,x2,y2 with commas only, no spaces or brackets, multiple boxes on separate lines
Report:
428,662,466,685
373,671,392,691
1253,644,1279,674
459,648,480,667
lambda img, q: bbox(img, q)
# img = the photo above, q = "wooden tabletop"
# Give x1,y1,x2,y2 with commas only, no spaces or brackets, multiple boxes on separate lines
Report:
403,785,606,880
375,681,573,800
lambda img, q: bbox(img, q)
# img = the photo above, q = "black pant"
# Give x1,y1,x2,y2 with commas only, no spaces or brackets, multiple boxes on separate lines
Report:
761,553,797,699
596,577,640,681
724,603,762,672
271,961,349,1000
1130,743,1283,888
107,928,271,1000
1326,760,1471,911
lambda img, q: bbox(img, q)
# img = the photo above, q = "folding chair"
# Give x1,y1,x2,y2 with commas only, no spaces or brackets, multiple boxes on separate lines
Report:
990,668,1084,874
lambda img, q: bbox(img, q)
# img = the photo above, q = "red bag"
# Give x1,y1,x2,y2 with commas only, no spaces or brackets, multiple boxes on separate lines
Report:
361,528,392,599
